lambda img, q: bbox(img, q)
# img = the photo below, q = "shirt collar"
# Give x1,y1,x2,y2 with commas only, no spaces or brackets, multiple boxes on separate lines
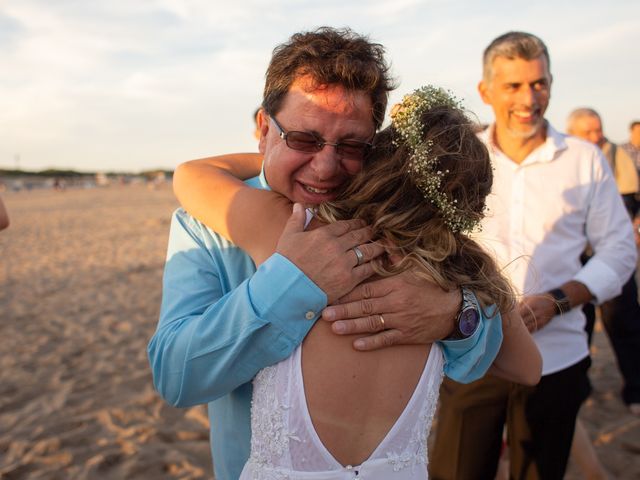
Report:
482,121,568,165
245,163,270,191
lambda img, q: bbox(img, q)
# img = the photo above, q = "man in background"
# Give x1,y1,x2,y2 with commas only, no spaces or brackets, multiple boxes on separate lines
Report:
568,108,638,215
431,31,636,479
567,107,640,415
622,120,640,170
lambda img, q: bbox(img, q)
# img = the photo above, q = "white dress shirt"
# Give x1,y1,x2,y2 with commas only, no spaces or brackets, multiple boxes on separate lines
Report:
476,122,636,375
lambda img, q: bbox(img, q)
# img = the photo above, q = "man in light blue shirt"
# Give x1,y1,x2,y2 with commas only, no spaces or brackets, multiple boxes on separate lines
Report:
148,27,502,480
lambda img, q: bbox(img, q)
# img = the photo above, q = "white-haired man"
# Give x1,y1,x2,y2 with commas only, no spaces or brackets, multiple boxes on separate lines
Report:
567,107,640,414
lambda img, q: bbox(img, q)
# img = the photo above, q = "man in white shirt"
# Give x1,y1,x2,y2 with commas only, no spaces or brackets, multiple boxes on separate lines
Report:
430,31,636,480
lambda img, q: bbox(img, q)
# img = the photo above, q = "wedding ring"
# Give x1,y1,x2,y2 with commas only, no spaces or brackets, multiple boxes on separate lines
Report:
379,314,386,330
352,246,365,266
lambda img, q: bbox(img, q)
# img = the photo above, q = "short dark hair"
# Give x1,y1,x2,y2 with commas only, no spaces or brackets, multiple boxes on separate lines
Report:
483,31,550,83
630,120,640,130
262,27,395,130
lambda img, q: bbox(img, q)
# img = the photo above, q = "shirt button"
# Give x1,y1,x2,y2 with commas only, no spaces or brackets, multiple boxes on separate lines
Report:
305,311,315,320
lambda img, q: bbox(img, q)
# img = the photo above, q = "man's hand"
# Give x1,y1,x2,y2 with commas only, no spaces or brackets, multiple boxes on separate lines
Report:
321,270,461,350
276,204,385,304
518,294,556,333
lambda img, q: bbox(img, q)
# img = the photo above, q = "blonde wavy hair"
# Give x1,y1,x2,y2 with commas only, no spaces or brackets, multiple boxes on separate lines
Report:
318,104,515,314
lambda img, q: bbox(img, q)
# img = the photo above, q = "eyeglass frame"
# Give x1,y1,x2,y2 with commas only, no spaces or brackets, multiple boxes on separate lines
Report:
267,114,375,160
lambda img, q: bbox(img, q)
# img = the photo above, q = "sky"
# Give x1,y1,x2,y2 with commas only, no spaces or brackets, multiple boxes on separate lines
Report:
1,0,638,173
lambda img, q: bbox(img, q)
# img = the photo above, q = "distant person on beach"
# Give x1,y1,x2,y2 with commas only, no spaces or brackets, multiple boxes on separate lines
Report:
622,120,640,170
567,107,640,415
568,108,639,215
0,195,9,230
149,27,521,480
171,85,541,478
430,31,637,480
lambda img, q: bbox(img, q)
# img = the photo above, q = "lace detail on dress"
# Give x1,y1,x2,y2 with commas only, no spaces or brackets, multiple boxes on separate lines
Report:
241,345,444,479
247,365,298,476
385,348,444,472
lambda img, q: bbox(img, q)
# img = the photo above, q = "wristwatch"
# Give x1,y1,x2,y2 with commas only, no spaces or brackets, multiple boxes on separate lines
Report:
548,288,571,315
447,287,481,340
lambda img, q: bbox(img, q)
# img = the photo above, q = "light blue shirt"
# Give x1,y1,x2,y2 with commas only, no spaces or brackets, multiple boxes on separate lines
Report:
148,173,502,480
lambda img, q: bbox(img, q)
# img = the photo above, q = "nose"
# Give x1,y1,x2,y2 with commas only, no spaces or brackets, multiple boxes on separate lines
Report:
517,85,535,105
309,144,341,181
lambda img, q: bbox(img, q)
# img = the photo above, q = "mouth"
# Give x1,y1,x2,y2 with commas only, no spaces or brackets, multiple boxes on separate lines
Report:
296,181,340,203
511,109,540,123
304,184,331,194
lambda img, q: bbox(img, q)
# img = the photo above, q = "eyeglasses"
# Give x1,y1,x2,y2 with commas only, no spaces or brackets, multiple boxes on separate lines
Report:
269,115,373,160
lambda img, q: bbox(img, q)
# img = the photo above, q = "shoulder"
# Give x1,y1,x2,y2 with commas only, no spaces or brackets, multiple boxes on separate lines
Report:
170,207,238,251
558,134,606,167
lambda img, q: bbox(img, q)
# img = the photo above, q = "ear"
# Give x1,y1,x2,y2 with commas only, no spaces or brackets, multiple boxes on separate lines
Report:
478,80,491,105
258,111,269,154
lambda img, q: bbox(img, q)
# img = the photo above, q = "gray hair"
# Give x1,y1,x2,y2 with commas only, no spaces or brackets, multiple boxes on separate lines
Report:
483,31,550,83
566,107,601,133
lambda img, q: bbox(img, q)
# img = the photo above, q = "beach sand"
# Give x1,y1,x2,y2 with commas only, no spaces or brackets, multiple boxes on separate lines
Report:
0,185,638,479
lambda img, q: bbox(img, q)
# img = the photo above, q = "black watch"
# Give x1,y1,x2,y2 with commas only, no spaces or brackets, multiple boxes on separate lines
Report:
548,288,571,315
447,287,481,340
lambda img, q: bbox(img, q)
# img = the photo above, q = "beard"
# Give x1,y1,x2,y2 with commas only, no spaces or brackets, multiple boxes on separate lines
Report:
506,116,546,140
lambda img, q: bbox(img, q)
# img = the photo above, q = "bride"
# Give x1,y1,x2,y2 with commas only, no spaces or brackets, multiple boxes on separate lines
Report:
173,86,541,478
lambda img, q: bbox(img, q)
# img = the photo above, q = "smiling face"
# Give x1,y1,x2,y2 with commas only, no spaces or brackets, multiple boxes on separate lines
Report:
479,55,551,144
259,75,375,204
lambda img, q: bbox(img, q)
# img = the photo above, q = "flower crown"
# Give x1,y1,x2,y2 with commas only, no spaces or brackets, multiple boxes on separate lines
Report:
391,85,480,234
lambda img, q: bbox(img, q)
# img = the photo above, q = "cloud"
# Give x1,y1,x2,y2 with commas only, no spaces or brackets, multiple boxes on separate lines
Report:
1,0,639,170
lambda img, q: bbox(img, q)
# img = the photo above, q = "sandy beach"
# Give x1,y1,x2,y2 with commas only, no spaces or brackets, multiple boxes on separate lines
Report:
0,185,638,479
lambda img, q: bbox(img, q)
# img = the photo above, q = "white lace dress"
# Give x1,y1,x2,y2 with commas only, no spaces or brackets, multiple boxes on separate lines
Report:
239,343,444,479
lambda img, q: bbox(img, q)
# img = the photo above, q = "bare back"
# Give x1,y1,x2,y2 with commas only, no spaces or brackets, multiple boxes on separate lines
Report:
302,319,430,466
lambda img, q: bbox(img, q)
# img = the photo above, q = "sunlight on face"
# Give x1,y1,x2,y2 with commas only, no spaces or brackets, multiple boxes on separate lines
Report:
480,56,551,142
570,115,604,147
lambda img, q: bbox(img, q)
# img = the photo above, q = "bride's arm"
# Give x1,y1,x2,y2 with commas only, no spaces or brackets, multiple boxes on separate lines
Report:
488,310,542,385
173,153,292,265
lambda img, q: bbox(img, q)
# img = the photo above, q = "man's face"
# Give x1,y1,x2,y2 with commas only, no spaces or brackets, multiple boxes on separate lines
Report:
478,55,551,141
631,125,640,147
570,115,604,147
259,76,375,204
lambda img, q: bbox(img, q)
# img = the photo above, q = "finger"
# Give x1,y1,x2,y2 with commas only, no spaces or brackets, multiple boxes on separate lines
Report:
337,276,393,304
517,303,537,332
322,218,367,237
353,329,403,351
349,242,386,267
322,288,385,322
281,202,306,235
331,314,389,335
336,225,374,252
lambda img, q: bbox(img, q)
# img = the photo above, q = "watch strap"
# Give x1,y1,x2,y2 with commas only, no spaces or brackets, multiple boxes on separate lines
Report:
548,288,571,315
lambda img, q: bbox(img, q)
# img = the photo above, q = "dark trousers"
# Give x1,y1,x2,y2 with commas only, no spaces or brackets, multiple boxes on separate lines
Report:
430,357,591,480
583,271,640,404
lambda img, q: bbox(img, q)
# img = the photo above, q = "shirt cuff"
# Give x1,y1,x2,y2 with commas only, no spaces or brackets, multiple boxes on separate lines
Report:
437,304,503,384
574,256,624,304
248,253,327,339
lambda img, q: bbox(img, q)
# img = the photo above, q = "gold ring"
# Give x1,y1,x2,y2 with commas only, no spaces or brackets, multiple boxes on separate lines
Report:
379,314,386,330
352,246,365,266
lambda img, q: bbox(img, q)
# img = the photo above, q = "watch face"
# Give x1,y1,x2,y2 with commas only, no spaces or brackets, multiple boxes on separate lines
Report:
459,308,480,337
